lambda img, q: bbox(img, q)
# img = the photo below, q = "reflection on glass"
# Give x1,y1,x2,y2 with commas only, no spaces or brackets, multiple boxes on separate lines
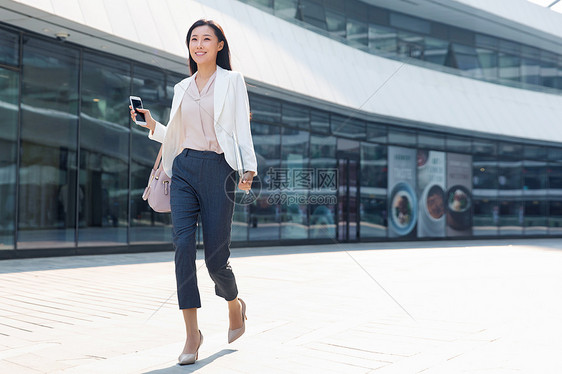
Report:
274,0,298,18
0,68,18,249
424,37,449,66
331,116,365,139
249,122,281,241
418,133,445,150
498,159,523,235
388,128,416,146
548,164,562,234
282,102,309,130
298,0,327,30
326,9,346,39
0,29,18,66
368,24,397,55
310,109,330,134
472,155,498,236
18,38,79,248
129,66,172,243
249,94,281,123
280,127,309,239
347,17,368,47
79,53,130,246
397,31,423,59
360,143,387,238
309,135,336,239
499,53,520,82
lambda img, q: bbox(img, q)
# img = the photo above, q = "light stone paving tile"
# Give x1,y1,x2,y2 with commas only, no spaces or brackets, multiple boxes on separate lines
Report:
0,359,43,373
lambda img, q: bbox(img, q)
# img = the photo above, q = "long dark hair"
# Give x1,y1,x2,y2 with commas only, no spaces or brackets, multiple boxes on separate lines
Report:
186,19,232,75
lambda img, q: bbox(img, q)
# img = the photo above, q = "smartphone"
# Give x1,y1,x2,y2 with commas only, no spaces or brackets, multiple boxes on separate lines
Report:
129,96,146,125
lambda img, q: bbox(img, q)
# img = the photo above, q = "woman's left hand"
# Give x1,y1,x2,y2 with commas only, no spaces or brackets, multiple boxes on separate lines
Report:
238,171,255,192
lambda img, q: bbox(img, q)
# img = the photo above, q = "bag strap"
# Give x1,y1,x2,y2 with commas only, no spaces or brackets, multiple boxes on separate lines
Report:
153,145,163,170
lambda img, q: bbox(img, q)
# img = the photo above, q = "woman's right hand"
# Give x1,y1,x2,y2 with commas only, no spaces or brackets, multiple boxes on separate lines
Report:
129,105,156,133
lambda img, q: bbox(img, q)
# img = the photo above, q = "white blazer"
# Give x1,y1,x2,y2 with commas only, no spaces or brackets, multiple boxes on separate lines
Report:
148,66,258,178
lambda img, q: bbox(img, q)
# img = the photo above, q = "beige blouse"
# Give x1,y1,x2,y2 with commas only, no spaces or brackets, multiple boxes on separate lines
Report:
180,70,223,154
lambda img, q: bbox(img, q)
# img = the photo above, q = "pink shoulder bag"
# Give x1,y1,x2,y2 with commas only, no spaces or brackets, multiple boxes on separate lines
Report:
142,145,171,213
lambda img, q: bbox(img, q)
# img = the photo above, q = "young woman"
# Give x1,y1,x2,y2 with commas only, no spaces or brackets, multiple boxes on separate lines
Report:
130,19,258,365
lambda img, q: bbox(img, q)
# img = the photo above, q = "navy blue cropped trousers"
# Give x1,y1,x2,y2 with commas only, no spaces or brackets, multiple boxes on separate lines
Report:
170,148,238,309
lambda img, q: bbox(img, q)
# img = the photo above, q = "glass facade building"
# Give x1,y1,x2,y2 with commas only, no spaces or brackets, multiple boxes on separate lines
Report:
1,12,562,258
241,0,562,93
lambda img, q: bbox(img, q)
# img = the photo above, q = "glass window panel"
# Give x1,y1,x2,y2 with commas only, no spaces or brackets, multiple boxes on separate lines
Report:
451,43,482,74
298,0,327,30
523,163,547,190
523,161,547,235
524,200,548,235
368,24,397,55
473,140,497,156
310,109,330,134
548,147,562,162
247,0,273,8
326,9,346,39
549,200,562,235
449,27,474,45
0,68,18,250
498,158,523,235
280,128,310,239
78,53,131,246
249,94,281,123
397,31,424,59
524,145,547,160
498,199,523,235
521,57,541,85
18,38,79,249
130,66,172,243
309,135,336,239
499,142,523,158
347,17,368,47
499,53,520,82
475,34,498,50
473,199,498,236
472,155,498,236
250,122,281,241
360,143,387,238
540,51,558,88
367,123,387,143
498,160,522,190
331,115,366,139
282,102,309,130
390,13,429,34
388,128,416,146
0,29,18,66
274,0,298,18
424,37,449,66
548,164,562,235
418,133,445,150
476,48,498,79
446,135,471,153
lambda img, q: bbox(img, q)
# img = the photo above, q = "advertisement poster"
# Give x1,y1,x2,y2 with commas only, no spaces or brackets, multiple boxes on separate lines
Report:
446,153,473,236
388,147,417,238
417,150,446,237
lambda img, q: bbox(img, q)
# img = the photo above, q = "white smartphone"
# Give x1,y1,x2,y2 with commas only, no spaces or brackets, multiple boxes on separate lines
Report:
129,96,146,125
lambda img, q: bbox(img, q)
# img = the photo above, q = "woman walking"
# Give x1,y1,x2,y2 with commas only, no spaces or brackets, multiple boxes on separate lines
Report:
130,19,258,365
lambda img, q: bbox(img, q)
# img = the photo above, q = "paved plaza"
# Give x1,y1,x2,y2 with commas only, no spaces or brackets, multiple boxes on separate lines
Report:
1,239,562,373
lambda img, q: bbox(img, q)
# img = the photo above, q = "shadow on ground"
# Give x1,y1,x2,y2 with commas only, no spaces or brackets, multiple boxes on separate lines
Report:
142,349,237,373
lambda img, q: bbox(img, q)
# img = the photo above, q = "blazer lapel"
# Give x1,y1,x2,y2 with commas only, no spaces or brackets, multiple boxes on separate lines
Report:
214,66,229,128
168,76,192,122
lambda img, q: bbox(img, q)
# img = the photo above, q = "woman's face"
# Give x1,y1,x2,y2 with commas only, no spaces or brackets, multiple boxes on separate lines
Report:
189,25,224,67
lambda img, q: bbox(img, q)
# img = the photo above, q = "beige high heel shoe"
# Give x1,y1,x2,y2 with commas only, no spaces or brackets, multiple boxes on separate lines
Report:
178,330,203,365
228,298,247,344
